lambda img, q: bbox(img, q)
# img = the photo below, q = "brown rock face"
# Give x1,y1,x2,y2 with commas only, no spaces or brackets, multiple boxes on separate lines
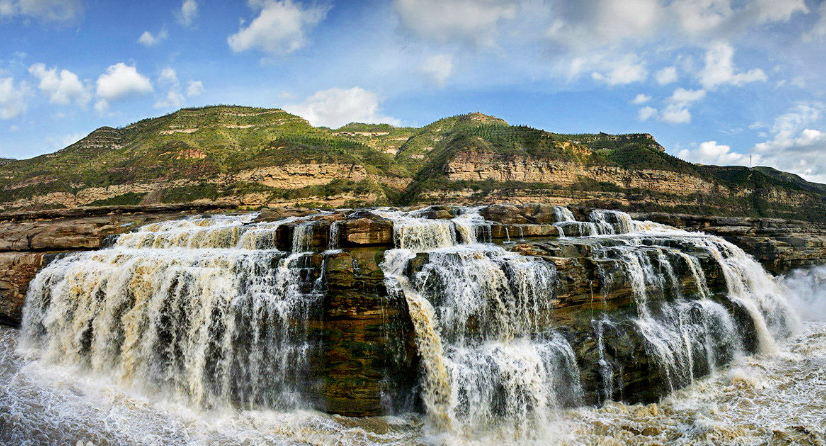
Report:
0,253,46,326
444,152,717,197
0,203,816,417
339,213,394,246
635,212,826,274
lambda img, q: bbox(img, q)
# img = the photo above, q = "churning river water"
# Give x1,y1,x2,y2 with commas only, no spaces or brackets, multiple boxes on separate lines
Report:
1,210,825,446
2,287,824,445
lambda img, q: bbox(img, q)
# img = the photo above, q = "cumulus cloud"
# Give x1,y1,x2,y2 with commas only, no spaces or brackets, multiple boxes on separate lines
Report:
632,94,651,104
638,106,658,121
676,103,826,183
0,0,83,22
669,0,733,36
175,0,198,26
138,29,168,47
284,87,400,129
544,1,807,84
228,0,328,57
638,87,706,124
153,68,203,109
547,0,663,51
747,0,807,24
655,66,678,85
46,132,84,149
698,41,767,89
395,0,517,47
744,103,826,183
0,77,30,119
677,140,749,165
28,63,91,107
659,87,706,124
804,1,826,41
419,54,454,87
186,80,204,97
94,63,153,113
590,54,648,85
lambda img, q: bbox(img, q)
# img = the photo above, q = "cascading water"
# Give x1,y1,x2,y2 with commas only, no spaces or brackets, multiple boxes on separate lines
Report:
378,208,582,440
19,214,324,411
376,205,798,442
2,204,808,446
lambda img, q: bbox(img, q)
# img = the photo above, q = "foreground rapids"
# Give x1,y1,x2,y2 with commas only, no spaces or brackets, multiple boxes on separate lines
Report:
1,319,824,445
0,206,821,445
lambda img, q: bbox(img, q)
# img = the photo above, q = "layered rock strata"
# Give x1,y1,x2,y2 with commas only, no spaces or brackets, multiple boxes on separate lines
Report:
0,203,808,416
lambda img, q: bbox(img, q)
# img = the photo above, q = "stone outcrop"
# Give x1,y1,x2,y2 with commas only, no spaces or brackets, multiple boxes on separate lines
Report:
0,253,47,327
0,203,817,416
445,151,718,196
634,212,826,274
235,163,369,189
0,204,237,325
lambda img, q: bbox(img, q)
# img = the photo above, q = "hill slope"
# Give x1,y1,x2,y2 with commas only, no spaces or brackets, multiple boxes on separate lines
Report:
2,106,824,221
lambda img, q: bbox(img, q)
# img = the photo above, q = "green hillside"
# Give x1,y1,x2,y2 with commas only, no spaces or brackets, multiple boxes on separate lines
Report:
2,106,825,221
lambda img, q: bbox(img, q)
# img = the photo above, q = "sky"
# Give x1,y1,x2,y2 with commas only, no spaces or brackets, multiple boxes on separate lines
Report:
1,0,826,182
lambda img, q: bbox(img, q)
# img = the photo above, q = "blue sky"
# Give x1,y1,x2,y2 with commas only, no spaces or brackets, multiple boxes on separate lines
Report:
2,0,826,181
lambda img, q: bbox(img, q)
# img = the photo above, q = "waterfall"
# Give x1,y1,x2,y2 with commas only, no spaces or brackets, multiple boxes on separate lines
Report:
20,214,323,410
452,206,489,244
553,205,576,223
15,204,800,442
328,221,340,251
380,206,797,433
582,214,797,394
378,208,582,437
292,221,315,252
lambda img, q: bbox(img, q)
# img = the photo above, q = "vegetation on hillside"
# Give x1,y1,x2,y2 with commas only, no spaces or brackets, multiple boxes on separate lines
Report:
2,106,825,221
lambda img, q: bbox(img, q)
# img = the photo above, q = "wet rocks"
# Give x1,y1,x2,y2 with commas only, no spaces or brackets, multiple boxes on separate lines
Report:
338,213,394,246
0,253,48,327
635,213,826,274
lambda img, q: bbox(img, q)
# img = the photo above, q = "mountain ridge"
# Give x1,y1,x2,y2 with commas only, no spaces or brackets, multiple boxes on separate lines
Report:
2,105,825,221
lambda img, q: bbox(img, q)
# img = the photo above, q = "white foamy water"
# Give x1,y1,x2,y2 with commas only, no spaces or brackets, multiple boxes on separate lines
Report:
560,320,826,446
1,207,821,446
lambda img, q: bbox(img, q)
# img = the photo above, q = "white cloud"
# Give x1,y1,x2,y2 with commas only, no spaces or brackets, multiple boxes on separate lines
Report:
658,87,706,124
284,87,400,129
395,0,517,47
158,67,177,85
0,77,30,119
546,0,808,84
154,67,187,109
175,0,198,26
748,0,807,24
419,54,454,87
28,63,91,107
668,87,706,105
677,140,750,165
804,1,826,41
590,54,648,86
94,63,153,113
0,0,83,22
638,88,706,124
751,114,826,183
677,104,826,183
669,0,733,36
138,29,168,47
186,80,203,97
638,106,658,121
47,132,83,149
698,41,767,89
228,0,328,57
548,0,663,50
660,106,692,124
655,66,678,85
632,93,651,105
